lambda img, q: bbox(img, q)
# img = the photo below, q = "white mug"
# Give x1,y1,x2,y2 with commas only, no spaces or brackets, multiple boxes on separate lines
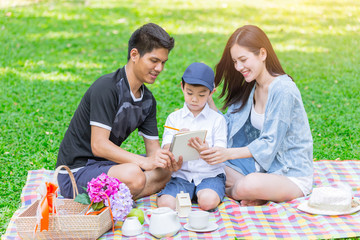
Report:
122,216,142,237
188,210,209,229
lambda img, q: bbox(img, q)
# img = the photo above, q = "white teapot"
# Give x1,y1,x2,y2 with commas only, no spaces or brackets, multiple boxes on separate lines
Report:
145,207,181,238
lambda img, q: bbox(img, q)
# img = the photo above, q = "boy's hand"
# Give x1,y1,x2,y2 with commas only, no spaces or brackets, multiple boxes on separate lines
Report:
188,137,209,153
179,128,190,133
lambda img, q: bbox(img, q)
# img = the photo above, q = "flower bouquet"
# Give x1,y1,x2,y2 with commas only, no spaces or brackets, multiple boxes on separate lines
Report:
75,173,133,222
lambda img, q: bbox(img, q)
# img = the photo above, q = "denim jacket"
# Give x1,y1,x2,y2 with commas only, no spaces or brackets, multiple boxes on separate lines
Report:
225,74,313,178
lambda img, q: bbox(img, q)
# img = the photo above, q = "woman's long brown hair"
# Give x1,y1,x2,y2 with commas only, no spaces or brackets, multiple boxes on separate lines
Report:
215,25,290,112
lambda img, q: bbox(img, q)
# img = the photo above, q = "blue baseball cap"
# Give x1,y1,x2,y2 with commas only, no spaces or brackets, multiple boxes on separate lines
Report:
182,62,214,92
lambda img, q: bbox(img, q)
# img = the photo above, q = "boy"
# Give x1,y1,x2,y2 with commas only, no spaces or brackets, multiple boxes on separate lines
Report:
157,62,227,211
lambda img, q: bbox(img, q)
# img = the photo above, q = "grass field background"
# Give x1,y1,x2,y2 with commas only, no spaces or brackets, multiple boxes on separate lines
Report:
1,0,359,235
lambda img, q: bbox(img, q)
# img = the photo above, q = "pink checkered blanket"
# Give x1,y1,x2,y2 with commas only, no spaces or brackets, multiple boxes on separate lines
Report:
2,160,360,239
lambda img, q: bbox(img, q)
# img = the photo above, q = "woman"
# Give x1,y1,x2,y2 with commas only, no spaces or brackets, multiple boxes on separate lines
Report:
190,25,313,206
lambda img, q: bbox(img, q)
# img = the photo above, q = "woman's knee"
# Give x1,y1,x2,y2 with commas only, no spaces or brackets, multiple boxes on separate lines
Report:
197,189,220,211
234,173,302,203
233,173,261,197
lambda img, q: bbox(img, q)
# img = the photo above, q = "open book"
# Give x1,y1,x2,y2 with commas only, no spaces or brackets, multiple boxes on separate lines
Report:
169,130,207,162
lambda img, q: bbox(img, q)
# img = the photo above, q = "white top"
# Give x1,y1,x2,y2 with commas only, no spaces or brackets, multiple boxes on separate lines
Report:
162,103,227,185
251,103,264,172
250,103,264,131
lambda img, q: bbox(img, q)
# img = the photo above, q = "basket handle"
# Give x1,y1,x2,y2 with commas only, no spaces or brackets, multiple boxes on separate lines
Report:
53,165,79,199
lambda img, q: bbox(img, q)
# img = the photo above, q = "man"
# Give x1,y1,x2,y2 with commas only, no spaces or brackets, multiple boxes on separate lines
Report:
56,23,181,199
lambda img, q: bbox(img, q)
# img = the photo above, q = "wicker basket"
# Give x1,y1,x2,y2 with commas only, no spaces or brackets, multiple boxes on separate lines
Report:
15,165,113,240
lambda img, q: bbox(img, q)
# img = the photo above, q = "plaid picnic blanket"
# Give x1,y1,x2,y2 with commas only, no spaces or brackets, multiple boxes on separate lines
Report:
2,160,360,239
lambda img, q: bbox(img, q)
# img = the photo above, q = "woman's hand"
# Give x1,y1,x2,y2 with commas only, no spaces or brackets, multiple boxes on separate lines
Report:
207,88,219,112
199,146,229,165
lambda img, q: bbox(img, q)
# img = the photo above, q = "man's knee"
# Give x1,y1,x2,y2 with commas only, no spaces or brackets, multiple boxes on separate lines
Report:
155,168,172,182
148,168,171,190
108,163,146,195
130,171,146,193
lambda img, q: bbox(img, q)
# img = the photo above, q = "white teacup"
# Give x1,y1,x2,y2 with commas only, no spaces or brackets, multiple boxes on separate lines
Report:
188,210,209,229
122,216,142,237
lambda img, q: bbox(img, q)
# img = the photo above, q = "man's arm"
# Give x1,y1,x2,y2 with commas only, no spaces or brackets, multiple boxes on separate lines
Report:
90,125,168,170
143,137,161,157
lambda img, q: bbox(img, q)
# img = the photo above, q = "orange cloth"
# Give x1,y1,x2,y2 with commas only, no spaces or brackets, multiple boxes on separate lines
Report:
36,182,58,232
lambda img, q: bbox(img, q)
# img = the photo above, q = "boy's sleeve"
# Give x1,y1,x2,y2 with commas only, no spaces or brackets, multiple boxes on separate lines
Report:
161,114,177,148
212,115,228,148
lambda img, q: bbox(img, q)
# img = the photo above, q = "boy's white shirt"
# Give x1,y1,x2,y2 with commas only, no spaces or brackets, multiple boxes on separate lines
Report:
162,103,227,185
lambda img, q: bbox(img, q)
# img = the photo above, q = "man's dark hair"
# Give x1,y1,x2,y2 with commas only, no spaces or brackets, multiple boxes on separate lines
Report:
127,23,175,60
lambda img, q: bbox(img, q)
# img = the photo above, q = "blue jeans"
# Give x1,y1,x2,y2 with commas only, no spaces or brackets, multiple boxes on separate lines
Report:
158,174,226,201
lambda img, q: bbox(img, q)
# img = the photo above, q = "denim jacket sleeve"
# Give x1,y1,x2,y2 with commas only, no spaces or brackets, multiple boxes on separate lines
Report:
247,75,313,175
247,86,293,171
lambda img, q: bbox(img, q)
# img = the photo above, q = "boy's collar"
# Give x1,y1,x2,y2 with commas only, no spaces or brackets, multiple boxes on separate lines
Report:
181,103,210,119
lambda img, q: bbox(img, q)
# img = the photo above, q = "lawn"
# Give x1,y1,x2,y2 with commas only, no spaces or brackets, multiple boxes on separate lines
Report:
1,0,359,236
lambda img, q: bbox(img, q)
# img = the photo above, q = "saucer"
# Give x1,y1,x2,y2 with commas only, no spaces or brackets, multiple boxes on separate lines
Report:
184,222,218,232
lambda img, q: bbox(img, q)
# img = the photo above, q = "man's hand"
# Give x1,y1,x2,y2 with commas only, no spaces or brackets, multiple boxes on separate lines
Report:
188,137,209,153
137,158,162,171
138,148,170,171
168,155,183,172
159,145,183,172
159,148,183,172
140,148,183,172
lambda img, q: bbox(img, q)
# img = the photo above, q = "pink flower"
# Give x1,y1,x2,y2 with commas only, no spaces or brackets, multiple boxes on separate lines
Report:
87,173,133,221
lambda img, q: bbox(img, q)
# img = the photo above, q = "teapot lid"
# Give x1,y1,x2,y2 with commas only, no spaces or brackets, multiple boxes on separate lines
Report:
153,207,174,214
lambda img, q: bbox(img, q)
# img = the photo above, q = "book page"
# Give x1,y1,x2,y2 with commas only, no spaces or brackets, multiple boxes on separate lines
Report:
169,130,207,162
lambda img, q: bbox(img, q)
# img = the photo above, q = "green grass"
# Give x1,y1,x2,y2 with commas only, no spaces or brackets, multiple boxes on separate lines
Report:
1,0,359,236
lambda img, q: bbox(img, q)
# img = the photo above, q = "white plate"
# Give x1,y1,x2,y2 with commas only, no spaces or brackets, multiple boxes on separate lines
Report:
184,222,218,232
297,198,360,216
